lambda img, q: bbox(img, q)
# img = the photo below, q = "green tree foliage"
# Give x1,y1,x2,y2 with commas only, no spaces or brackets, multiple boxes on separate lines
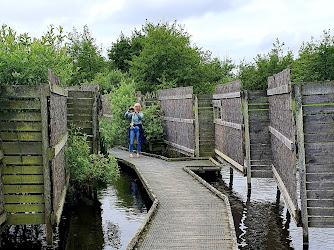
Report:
67,25,106,85
292,29,334,82
108,80,137,147
108,31,143,72
89,68,133,94
65,128,119,183
238,39,294,90
110,20,234,94
0,24,72,86
142,103,164,144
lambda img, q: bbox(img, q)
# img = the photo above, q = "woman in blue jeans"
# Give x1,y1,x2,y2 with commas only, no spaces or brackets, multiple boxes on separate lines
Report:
125,103,144,157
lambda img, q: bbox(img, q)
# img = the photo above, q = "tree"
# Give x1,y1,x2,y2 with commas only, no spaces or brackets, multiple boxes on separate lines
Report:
125,20,231,94
291,29,334,83
67,25,106,85
238,39,294,90
0,24,72,86
107,31,143,72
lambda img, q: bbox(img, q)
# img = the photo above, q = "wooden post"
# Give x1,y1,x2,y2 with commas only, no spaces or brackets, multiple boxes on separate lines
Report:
194,94,200,157
294,83,309,247
92,92,98,154
243,91,251,192
40,84,53,246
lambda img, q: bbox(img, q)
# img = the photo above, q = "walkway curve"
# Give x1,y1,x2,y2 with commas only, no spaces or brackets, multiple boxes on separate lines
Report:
110,148,237,249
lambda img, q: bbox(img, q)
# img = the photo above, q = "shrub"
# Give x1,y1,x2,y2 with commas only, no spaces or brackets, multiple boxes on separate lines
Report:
65,128,119,183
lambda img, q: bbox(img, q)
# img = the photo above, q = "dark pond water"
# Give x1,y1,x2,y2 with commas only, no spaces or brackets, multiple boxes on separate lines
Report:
198,166,334,250
0,164,151,250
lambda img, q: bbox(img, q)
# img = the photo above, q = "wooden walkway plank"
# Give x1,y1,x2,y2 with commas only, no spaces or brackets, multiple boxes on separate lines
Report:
110,148,237,249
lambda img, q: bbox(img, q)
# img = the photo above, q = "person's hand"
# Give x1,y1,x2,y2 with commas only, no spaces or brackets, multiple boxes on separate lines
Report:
127,109,130,113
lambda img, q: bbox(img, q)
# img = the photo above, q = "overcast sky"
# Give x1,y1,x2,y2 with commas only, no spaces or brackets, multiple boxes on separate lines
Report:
1,0,334,63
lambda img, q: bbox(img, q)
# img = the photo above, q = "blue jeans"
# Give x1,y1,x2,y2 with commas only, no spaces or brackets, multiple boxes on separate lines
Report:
129,126,141,153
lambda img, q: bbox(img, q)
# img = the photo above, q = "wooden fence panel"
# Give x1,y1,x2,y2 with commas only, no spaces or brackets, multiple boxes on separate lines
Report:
195,95,214,157
267,68,298,221
67,86,99,154
0,85,46,226
49,70,69,225
295,81,334,229
158,87,195,156
245,91,272,178
214,80,245,174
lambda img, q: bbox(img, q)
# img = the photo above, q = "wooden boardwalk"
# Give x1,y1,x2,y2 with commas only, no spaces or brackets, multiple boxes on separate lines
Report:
110,148,237,249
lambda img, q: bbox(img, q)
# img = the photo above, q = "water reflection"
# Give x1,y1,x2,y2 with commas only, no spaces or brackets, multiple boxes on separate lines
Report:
0,165,150,250
200,169,291,249
200,166,334,250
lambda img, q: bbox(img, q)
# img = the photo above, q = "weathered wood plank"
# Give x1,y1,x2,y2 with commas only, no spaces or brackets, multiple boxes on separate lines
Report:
158,94,193,100
67,103,92,110
7,213,45,225
303,94,334,105
248,110,269,116
304,123,333,134
306,155,334,165
214,119,242,130
303,105,334,115
0,122,42,132
5,203,45,213
67,108,92,116
3,155,43,165
215,149,245,174
272,165,298,219
308,199,334,207
3,175,44,184
4,194,44,203
304,113,334,123
52,132,68,157
306,164,334,173
301,82,334,96
309,217,334,228
67,98,93,106
162,116,194,124
0,85,41,98
0,142,42,155
248,106,269,111
306,173,334,182
67,115,92,122
307,190,333,200
3,184,44,194
305,143,334,156
269,126,294,150
50,84,68,97
0,131,42,141
0,112,41,122
164,140,195,155
2,165,43,174
67,121,92,128
306,182,334,191
305,133,334,143
267,84,291,96
213,92,241,99
0,100,40,110
251,171,273,178
68,90,94,98
248,97,269,103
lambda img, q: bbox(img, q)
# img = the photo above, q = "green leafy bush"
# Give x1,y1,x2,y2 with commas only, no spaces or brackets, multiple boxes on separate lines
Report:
0,24,72,86
65,129,119,183
142,103,164,142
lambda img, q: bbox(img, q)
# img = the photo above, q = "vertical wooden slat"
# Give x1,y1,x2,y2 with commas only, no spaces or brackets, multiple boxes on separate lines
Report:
92,93,98,154
243,91,251,191
294,83,309,246
40,83,53,245
194,95,200,158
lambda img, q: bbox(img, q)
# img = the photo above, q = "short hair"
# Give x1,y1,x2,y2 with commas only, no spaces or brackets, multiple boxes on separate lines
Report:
134,103,141,109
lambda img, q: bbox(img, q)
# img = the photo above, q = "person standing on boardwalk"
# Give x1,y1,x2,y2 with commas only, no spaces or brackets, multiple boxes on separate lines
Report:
125,103,145,157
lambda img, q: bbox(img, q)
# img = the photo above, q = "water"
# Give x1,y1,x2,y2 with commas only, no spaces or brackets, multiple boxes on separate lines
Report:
1,164,151,250
198,166,334,250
